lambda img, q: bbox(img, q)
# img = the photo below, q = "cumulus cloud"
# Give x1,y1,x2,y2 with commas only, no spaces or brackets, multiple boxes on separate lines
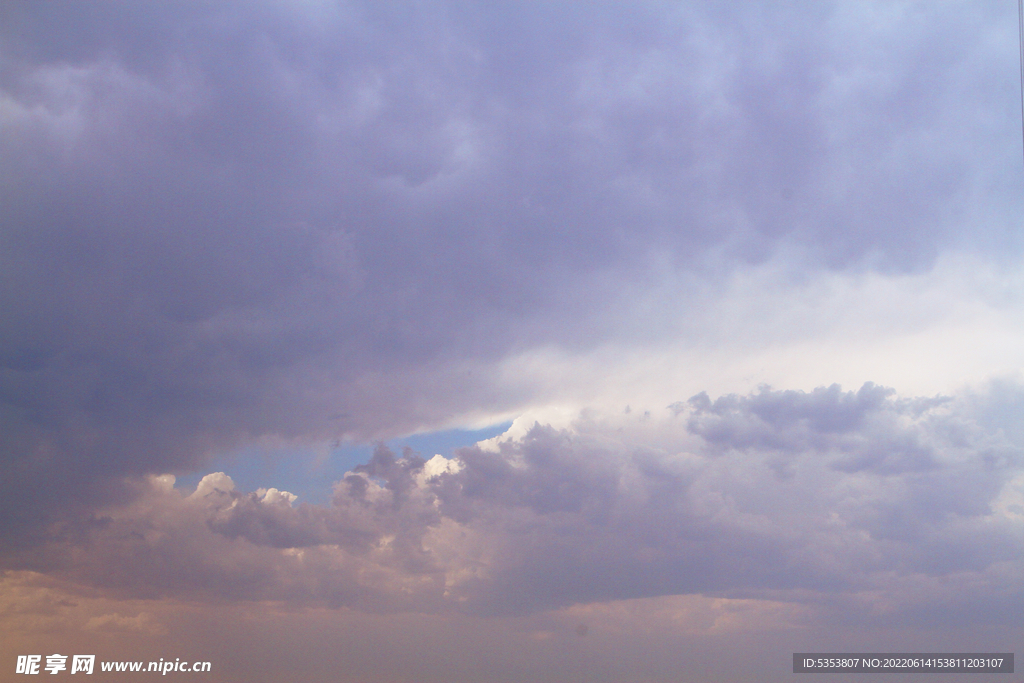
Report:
7,384,1018,628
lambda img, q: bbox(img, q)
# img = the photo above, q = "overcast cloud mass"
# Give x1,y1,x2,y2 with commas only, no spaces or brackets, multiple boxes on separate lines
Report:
2,1,1023,681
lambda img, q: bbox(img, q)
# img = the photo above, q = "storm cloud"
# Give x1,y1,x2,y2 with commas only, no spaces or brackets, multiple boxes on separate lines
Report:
2,2,1023,679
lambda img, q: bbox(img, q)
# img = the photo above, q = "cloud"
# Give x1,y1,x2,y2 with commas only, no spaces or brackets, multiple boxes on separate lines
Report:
2,0,1020,477
2,6,1022,673
5,384,1018,629
83,611,168,636
0,570,894,683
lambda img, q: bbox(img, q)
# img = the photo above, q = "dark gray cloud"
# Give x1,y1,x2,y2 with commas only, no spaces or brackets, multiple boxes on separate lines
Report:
1,0,1022,591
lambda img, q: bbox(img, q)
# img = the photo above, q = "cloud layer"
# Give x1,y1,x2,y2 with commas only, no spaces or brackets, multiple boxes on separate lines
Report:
8,385,1020,628
4,1,1023,547
2,3,1023,676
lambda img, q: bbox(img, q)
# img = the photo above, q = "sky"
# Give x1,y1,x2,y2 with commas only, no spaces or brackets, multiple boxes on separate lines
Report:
1,1,1023,681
